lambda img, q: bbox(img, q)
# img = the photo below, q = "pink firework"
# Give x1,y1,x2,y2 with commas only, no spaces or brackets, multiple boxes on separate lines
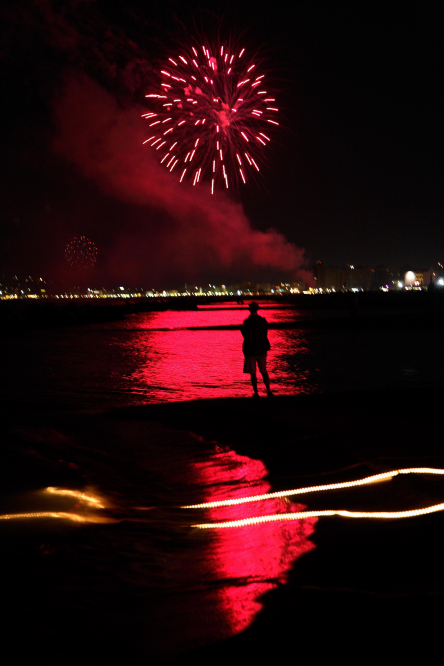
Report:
65,236,98,269
143,42,279,193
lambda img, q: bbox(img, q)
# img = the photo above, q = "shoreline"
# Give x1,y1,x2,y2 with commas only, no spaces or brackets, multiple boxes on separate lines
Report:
2,289,444,334
1,389,444,662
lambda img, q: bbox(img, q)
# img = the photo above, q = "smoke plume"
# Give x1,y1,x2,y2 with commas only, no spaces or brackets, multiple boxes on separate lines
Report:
53,74,308,285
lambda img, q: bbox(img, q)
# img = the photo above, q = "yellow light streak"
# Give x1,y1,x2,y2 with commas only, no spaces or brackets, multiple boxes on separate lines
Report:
0,511,86,522
45,487,105,508
0,511,116,524
181,468,444,509
0,487,113,524
192,503,444,529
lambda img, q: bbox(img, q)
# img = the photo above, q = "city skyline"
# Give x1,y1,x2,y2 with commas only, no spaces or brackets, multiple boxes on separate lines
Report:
3,259,444,299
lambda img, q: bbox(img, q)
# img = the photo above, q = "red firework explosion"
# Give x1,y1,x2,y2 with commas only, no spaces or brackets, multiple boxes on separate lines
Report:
143,41,279,193
65,236,98,269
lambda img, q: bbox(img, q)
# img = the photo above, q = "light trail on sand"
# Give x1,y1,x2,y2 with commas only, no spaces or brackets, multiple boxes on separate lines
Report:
0,488,112,523
181,468,444,509
0,511,114,523
1,469,444,529
191,503,444,529
45,487,105,508
181,467,444,529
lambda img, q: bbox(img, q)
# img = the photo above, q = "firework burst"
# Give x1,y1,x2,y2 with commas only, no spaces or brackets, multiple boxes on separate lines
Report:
143,41,279,193
65,236,98,269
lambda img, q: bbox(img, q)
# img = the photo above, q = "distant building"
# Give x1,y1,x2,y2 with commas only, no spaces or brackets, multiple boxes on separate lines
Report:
372,265,391,290
430,263,444,285
234,281,256,294
312,262,346,291
291,280,306,292
404,270,431,287
346,266,373,290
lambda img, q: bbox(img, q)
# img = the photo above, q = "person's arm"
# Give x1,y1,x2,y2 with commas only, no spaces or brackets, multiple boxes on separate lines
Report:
241,319,248,339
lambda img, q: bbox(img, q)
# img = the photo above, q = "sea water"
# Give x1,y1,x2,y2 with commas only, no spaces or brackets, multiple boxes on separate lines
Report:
2,301,441,409
1,302,442,662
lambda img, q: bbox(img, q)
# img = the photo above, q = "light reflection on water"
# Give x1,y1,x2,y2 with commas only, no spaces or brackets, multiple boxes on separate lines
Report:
1,304,316,409
126,327,312,402
190,450,316,634
1,302,443,410
0,419,315,661
2,304,443,660
105,304,315,403
106,302,306,330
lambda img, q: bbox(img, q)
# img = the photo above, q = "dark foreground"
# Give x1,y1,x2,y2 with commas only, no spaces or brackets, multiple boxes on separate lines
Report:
1,389,443,662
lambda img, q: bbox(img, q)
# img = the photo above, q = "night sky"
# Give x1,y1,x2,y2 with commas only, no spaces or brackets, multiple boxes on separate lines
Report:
1,1,443,288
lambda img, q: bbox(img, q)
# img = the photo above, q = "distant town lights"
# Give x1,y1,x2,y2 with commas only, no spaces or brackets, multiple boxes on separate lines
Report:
405,271,416,286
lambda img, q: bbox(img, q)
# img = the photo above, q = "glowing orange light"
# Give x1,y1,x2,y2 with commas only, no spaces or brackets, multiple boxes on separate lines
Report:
0,511,115,524
182,468,444,507
0,511,85,522
192,503,444,529
45,487,105,508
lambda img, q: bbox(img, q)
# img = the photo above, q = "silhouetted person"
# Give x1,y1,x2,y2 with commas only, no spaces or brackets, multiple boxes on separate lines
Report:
241,302,273,398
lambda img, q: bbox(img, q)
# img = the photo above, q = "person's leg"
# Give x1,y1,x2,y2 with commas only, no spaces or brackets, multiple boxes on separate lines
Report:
250,359,259,396
257,355,273,396
261,370,273,396
250,372,259,396
245,356,259,396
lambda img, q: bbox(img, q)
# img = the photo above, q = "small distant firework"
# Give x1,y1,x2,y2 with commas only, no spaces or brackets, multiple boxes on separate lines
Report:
65,236,98,269
143,41,279,192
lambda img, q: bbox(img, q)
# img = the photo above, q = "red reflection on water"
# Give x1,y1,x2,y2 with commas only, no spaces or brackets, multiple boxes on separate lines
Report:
118,304,304,330
122,309,314,402
191,450,316,634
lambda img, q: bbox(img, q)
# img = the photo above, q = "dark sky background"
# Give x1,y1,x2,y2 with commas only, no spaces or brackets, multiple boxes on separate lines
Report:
1,0,443,288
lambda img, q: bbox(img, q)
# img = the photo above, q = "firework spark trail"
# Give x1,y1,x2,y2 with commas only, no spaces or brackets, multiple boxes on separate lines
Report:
53,75,309,281
65,235,98,269
143,42,279,192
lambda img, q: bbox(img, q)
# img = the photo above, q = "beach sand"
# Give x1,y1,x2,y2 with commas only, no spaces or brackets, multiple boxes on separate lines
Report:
1,389,443,663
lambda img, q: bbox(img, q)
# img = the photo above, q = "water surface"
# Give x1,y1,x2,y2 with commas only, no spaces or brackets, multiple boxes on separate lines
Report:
2,302,442,409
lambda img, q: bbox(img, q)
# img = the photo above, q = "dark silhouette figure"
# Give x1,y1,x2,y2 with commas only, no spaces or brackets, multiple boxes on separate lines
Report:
241,302,273,398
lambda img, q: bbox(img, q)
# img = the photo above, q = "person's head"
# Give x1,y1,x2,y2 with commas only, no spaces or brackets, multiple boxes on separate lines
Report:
248,302,259,313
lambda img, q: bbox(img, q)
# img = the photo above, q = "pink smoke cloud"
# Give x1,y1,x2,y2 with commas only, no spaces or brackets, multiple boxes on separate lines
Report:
52,74,309,283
